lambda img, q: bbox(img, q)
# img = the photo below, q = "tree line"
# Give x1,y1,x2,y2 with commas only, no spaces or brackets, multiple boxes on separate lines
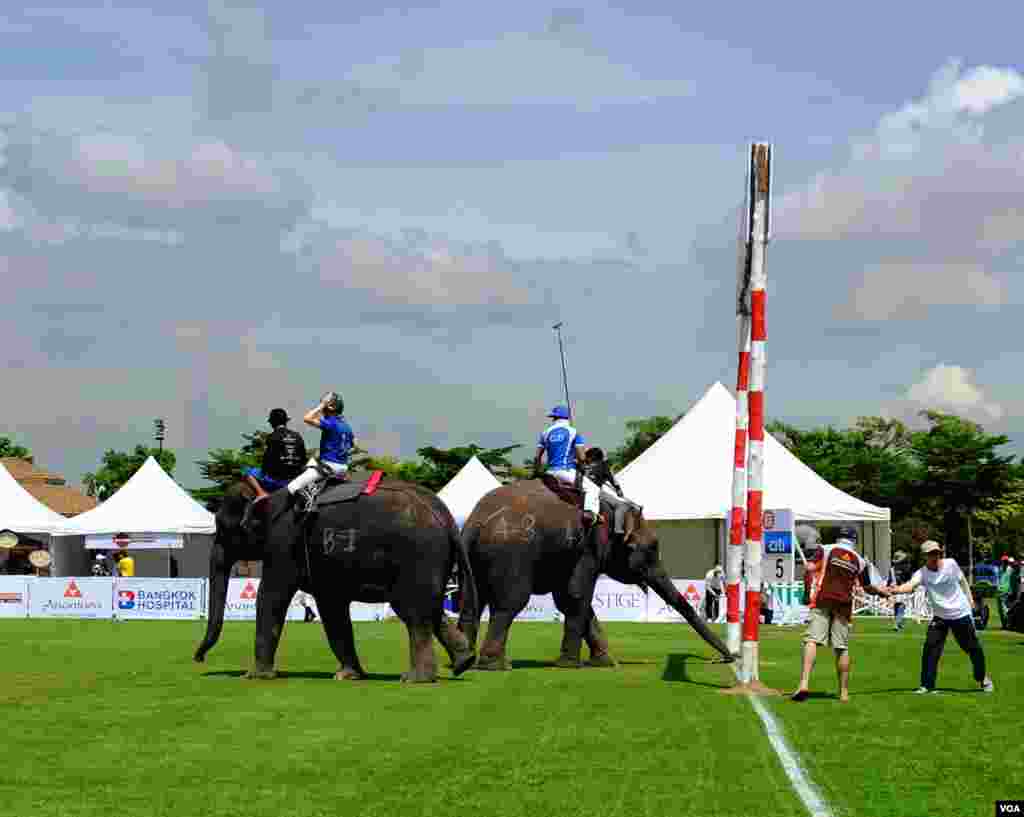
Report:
2,407,1020,564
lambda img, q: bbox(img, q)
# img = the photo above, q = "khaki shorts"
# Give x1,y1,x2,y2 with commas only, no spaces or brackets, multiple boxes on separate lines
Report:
804,606,851,650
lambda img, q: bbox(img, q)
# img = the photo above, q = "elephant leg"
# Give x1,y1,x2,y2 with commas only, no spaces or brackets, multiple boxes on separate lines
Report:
478,608,520,671
401,617,439,683
316,595,366,680
584,611,616,668
434,610,476,676
248,570,297,680
553,579,596,668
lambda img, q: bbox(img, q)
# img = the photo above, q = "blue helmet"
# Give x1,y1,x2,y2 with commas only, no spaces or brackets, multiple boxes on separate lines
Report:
548,405,570,420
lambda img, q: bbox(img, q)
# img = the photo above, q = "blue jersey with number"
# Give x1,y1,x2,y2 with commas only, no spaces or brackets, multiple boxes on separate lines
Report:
319,415,354,465
538,420,585,471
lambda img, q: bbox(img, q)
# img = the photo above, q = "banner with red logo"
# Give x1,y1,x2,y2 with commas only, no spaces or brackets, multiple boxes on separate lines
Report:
114,578,203,620
225,578,260,619
0,576,30,618
29,577,113,619
646,579,706,623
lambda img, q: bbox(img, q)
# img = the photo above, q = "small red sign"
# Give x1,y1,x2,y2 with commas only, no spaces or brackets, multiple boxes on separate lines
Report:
64,580,82,598
240,581,258,600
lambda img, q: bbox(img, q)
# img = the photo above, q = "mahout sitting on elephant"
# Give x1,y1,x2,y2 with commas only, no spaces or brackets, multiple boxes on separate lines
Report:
457,479,733,670
194,475,478,683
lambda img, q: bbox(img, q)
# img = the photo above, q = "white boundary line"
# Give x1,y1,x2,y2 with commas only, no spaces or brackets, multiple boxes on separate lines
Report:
733,668,833,817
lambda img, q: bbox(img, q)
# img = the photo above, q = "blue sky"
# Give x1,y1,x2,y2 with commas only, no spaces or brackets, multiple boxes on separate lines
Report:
2,1,1023,489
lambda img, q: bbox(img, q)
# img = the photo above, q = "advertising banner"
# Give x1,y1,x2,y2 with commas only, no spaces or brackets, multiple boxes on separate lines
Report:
225,578,260,620
29,577,113,619
513,593,563,622
86,534,184,550
646,580,705,623
762,508,795,584
590,577,647,622
114,578,203,620
0,576,30,618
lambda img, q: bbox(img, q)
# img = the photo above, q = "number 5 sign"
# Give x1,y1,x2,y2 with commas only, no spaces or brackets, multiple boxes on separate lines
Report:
762,509,795,584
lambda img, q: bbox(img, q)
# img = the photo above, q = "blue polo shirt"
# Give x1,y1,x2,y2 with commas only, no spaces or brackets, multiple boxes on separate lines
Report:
538,420,585,471
319,416,354,465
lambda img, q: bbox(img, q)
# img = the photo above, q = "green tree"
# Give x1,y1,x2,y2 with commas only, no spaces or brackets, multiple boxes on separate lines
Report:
909,411,1018,564
0,435,32,460
191,431,271,506
607,415,680,471
83,445,177,500
767,417,918,514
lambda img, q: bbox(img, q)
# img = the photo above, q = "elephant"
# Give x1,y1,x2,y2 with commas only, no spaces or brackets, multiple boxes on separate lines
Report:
457,479,733,669
194,478,478,683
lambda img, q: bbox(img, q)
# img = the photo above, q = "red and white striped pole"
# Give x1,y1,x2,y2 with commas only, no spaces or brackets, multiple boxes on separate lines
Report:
741,143,772,683
726,313,750,656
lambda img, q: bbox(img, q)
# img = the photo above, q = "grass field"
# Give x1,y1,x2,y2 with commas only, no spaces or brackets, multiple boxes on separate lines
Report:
1,614,1021,817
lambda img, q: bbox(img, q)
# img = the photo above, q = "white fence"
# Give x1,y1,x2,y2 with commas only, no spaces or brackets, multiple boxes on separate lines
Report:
0,576,918,624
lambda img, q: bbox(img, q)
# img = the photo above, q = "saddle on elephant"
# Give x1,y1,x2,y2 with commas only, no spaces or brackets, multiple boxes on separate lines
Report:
539,474,615,551
243,470,386,533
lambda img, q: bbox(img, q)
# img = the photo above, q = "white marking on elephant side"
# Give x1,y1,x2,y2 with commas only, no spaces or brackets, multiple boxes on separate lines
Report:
732,666,833,817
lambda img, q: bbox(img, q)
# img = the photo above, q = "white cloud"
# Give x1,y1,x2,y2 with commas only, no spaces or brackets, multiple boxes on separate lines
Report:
837,263,1004,320
906,364,1003,420
346,32,694,107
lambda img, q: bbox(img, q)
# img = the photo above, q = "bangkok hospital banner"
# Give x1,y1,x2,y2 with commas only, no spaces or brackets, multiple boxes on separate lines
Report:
115,578,204,620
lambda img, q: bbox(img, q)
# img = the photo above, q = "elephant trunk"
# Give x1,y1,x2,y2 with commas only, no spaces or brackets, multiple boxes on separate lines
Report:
194,537,233,662
645,566,735,661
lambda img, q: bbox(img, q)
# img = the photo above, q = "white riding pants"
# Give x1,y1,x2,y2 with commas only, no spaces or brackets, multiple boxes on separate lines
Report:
287,458,349,494
547,469,601,515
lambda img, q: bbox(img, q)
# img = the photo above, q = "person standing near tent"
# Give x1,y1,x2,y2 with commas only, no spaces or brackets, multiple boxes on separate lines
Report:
704,565,724,621
117,550,135,577
791,527,890,703
889,540,994,694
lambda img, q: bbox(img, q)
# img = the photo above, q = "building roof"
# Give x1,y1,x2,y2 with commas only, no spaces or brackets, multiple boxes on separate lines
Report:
0,457,98,518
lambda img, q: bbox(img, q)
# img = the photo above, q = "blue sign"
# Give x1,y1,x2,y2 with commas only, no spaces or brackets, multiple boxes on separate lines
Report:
764,531,792,555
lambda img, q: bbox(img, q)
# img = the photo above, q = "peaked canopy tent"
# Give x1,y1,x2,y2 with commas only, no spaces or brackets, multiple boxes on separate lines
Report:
0,462,70,574
57,457,216,577
615,382,891,579
437,456,502,529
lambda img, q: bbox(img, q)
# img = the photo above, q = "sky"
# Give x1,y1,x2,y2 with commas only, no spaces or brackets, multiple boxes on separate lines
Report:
3,1,1024,490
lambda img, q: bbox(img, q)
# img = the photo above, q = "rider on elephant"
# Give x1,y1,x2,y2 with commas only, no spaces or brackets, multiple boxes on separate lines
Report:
244,407,307,507
287,391,355,499
580,447,638,541
533,405,601,597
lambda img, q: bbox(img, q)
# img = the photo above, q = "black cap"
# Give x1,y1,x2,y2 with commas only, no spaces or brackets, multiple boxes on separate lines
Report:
268,408,289,426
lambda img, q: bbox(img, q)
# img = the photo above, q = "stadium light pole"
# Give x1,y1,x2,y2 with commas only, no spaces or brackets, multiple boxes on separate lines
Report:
154,418,166,455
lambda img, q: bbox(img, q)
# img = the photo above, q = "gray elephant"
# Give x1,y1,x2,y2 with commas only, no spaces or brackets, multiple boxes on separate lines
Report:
194,478,478,683
458,479,733,669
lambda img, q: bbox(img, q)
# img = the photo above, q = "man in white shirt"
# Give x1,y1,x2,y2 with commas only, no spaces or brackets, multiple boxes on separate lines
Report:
889,540,993,694
704,565,724,622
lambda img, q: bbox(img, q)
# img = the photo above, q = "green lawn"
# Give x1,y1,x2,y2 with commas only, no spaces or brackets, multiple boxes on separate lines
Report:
1,615,1020,817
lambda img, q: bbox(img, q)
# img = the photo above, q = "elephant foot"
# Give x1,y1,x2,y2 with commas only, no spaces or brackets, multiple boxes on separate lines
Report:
553,655,582,669
244,668,278,681
476,653,512,671
335,667,367,681
400,669,439,683
451,650,477,677
585,652,617,668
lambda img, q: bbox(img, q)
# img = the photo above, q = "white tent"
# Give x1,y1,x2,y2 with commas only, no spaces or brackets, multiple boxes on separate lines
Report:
60,456,215,545
617,381,890,522
615,382,891,576
437,456,501,529
0,461,69,534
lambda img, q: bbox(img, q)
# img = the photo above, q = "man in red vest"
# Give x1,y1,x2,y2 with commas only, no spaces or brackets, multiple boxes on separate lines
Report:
791,527,889,703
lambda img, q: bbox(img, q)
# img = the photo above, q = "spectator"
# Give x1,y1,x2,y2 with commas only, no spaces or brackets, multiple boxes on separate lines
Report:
889,540,993,694
296,591,316,623
888,550,912,632
704,565,724,622
117,551,134,578
791,527,889,703
762,580,774,625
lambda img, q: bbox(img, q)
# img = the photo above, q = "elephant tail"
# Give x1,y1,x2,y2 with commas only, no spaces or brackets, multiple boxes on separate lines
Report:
454,525,480,642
